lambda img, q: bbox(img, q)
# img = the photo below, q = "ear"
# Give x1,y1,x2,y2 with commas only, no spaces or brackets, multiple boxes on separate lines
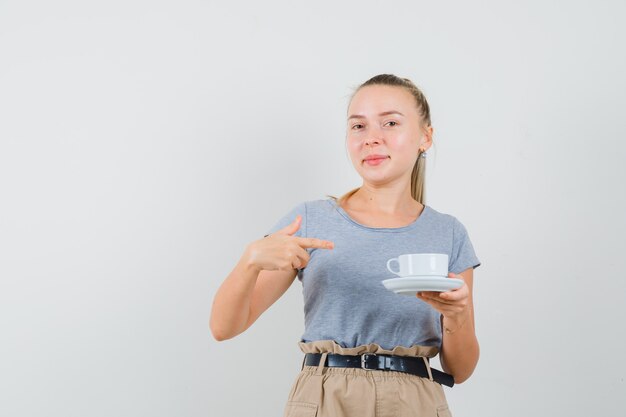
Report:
419,127,434,150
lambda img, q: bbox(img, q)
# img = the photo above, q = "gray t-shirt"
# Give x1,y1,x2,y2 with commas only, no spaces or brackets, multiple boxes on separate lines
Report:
265,197,481,351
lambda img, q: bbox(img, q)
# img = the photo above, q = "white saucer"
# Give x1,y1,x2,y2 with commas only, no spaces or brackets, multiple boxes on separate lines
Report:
381,275,464,295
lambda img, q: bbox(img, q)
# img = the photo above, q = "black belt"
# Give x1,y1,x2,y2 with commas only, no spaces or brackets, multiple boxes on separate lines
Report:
303,353,454,387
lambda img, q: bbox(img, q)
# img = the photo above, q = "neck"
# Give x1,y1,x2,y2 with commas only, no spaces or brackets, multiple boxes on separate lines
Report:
349,185,419,215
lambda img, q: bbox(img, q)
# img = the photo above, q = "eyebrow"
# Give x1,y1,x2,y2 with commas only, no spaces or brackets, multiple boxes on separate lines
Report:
347,111,405,120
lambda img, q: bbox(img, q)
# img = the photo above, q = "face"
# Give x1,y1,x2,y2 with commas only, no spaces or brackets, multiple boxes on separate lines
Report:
346,84,430,186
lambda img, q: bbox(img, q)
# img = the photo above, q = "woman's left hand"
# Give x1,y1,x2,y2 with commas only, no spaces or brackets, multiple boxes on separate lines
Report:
416,272,469,321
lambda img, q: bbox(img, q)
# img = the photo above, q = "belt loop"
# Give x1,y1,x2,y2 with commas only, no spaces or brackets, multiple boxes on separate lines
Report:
315,352,328,375
422,357,434,382
301,354,306,371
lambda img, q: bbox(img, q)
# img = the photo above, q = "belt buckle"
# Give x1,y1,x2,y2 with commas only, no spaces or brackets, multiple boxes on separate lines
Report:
361,353,377,370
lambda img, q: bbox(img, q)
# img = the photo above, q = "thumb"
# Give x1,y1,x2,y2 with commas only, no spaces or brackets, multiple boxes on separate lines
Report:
277,215,302,236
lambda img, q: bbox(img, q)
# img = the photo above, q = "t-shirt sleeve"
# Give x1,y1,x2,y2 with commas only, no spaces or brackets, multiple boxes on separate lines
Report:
264,201,307,238
449,216,481,274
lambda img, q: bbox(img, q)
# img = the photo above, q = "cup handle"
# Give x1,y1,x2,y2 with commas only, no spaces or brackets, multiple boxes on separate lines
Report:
387,258,400,275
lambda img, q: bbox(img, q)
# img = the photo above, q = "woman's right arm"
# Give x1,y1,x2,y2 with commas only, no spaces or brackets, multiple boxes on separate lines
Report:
209,248,298,341
209,215,334,341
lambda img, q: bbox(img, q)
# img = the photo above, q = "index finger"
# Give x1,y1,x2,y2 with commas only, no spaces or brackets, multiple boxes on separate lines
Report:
293,236,334,249
439,285,467,300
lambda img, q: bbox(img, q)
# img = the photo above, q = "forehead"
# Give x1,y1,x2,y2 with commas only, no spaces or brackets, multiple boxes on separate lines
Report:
348,85,416,114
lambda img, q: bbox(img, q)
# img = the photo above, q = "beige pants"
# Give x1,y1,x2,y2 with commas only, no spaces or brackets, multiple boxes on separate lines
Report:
282,340,452,417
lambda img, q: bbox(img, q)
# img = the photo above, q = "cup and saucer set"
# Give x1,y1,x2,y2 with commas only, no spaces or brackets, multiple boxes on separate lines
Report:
381,253,464,296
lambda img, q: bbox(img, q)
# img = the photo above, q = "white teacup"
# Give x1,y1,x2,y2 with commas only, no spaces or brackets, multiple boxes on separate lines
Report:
386,253,449,277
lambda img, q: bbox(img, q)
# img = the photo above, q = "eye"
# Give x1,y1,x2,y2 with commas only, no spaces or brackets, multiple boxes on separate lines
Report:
385,121,398,127
351,124,364,130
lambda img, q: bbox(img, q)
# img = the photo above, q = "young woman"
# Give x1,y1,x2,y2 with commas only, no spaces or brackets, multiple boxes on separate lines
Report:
210,73,481,417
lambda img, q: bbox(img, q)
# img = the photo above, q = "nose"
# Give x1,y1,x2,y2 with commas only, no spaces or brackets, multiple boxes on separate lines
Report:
365,128,384,147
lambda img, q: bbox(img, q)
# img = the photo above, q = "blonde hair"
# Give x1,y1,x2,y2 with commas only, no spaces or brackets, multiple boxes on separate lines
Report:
327,74,434,207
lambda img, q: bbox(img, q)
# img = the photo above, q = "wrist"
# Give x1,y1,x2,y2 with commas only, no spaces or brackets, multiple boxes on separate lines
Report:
241,244,262,275
442,310,471,334
443,309,470,323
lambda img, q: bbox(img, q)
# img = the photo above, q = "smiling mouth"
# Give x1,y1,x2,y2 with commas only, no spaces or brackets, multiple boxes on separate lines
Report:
363,156,389,165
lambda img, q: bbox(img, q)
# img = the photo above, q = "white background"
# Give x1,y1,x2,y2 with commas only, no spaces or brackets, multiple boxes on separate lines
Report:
1,1,625,416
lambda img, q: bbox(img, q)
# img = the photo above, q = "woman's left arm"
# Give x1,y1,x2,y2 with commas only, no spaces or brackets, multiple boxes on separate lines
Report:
416,268,479,384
